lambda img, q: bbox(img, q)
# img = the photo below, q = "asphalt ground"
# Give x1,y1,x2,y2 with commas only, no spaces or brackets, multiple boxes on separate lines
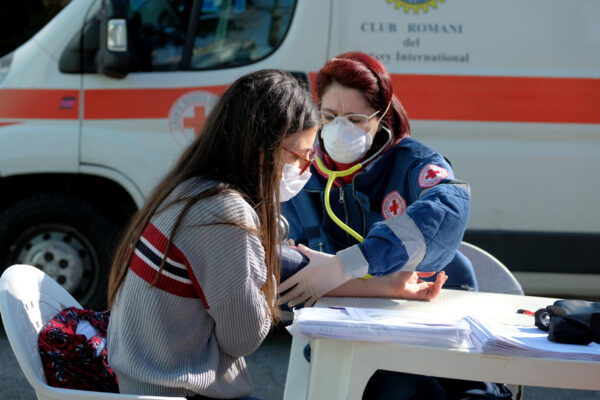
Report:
1,323,600,400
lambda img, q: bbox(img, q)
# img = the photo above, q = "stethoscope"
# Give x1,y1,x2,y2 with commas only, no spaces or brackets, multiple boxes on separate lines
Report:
314,125,393,279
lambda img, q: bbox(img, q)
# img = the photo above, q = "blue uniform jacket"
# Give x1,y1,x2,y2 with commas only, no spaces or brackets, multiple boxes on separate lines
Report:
281,137,473,282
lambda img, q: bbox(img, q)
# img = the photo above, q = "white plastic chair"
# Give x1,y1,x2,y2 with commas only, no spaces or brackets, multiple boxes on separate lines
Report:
459,241,524,295
0,264,185,400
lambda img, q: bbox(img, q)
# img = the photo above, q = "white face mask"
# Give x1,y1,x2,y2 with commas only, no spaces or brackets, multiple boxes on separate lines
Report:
279,163,311,202
320,116,373,164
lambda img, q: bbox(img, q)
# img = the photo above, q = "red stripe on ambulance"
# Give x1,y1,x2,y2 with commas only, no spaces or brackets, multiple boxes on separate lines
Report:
0,121,23,127
0,89,79,119
391,75,600,124
1,76,598,124
83,86,229,119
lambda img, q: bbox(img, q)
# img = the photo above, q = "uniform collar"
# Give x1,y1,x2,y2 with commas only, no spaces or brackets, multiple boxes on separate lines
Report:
307,140,401,189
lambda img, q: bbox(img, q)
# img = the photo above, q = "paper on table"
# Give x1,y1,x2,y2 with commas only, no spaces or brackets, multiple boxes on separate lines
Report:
287,305,600,361
287,306,474,349
466,315,600,361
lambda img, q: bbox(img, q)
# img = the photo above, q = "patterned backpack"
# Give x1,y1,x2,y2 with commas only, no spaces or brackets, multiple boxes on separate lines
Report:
38,307,119,392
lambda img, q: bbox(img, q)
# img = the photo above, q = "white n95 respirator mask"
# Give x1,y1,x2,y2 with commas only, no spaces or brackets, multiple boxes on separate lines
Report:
320,117,373,164
279,163,311,202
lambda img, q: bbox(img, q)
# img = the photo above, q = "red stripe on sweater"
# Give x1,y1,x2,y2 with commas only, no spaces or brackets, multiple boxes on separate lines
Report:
130,252,196,298
138,223,209,307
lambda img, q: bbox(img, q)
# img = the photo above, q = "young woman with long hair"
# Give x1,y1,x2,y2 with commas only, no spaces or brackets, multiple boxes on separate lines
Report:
106,69,319,399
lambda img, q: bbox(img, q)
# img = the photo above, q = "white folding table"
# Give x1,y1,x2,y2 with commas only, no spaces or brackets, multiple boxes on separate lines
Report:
283,290,600,400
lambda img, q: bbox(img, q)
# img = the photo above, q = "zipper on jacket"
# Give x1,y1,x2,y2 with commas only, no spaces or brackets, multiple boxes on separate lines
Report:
352,176,367,238
337,186,352,244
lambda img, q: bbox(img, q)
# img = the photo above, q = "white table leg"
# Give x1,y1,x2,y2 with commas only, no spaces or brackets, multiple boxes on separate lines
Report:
307,339,374,400
283,337,310,400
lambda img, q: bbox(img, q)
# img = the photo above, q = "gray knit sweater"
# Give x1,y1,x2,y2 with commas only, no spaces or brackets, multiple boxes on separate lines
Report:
107,178,271,398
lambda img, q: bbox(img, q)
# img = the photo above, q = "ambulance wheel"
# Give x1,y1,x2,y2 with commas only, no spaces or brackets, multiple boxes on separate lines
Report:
0,193,117,310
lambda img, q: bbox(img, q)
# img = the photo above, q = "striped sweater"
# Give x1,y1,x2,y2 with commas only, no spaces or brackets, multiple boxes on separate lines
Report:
107,178,271,398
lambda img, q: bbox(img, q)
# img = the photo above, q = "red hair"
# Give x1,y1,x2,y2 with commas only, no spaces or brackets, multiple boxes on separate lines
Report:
315,52,410,143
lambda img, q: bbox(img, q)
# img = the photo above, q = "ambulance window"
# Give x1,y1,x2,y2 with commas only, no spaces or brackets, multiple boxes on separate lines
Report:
127,0,193,71
189,0,296,70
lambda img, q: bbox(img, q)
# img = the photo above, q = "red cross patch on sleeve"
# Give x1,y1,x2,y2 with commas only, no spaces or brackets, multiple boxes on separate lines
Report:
382,191,406,219
418,164,450,188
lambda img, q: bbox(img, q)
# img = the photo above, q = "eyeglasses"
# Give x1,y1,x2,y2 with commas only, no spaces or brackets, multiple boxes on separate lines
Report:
283,147,315,175
319,110,380,130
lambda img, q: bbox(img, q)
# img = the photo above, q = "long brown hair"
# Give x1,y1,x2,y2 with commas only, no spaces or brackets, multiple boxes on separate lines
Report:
107,70,319,320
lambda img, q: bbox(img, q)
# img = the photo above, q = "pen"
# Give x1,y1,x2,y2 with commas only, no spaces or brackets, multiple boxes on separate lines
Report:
517,309,535,316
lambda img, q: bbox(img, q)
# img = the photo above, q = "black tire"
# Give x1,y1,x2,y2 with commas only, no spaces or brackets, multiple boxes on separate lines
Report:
0,193,118,310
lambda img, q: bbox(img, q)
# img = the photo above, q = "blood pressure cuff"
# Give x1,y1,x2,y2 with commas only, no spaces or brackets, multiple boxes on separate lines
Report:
534,299,600,345
278,245,310,316
279,245,309,282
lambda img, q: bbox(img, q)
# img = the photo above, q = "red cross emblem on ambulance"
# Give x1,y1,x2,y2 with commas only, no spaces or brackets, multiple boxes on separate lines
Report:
382,191,406,219
418,164,449,188
183,106,207,136
168,90,219,147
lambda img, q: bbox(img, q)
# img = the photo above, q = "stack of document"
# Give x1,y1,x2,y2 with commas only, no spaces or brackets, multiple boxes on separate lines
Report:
466,315,600,361
288,306,600,361
287,306,474,349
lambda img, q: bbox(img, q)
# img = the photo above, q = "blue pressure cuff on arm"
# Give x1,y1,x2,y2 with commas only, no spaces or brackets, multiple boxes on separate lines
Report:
279,245,309,282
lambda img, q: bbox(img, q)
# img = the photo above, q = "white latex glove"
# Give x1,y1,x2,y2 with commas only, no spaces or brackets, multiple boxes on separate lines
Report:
277,244,353,307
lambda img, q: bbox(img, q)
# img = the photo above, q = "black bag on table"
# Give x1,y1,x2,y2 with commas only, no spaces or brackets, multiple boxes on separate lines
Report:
534,299,600,345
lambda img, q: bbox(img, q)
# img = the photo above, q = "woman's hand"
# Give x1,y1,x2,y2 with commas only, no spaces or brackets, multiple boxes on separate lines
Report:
387,270,447,301
277,245,353,307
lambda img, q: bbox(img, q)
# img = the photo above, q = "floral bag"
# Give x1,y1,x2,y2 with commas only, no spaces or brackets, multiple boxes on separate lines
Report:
37,307,119,392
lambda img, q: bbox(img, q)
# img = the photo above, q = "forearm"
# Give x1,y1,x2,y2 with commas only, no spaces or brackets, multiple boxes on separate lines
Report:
326,275,394,298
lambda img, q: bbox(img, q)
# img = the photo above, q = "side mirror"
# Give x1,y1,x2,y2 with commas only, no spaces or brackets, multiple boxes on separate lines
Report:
97,0,129,78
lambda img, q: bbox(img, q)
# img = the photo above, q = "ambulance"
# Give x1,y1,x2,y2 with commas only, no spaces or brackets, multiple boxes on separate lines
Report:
0,0,598,307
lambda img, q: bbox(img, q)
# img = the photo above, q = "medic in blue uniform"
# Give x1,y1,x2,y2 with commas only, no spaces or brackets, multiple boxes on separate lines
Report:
278,52,477,309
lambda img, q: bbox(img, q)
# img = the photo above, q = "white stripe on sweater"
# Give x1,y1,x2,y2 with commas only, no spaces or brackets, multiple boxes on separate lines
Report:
133,248,193,284
140,236,187,270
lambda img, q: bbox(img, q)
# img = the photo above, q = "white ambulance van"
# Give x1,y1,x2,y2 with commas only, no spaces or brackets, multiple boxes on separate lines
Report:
0,0,598,307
